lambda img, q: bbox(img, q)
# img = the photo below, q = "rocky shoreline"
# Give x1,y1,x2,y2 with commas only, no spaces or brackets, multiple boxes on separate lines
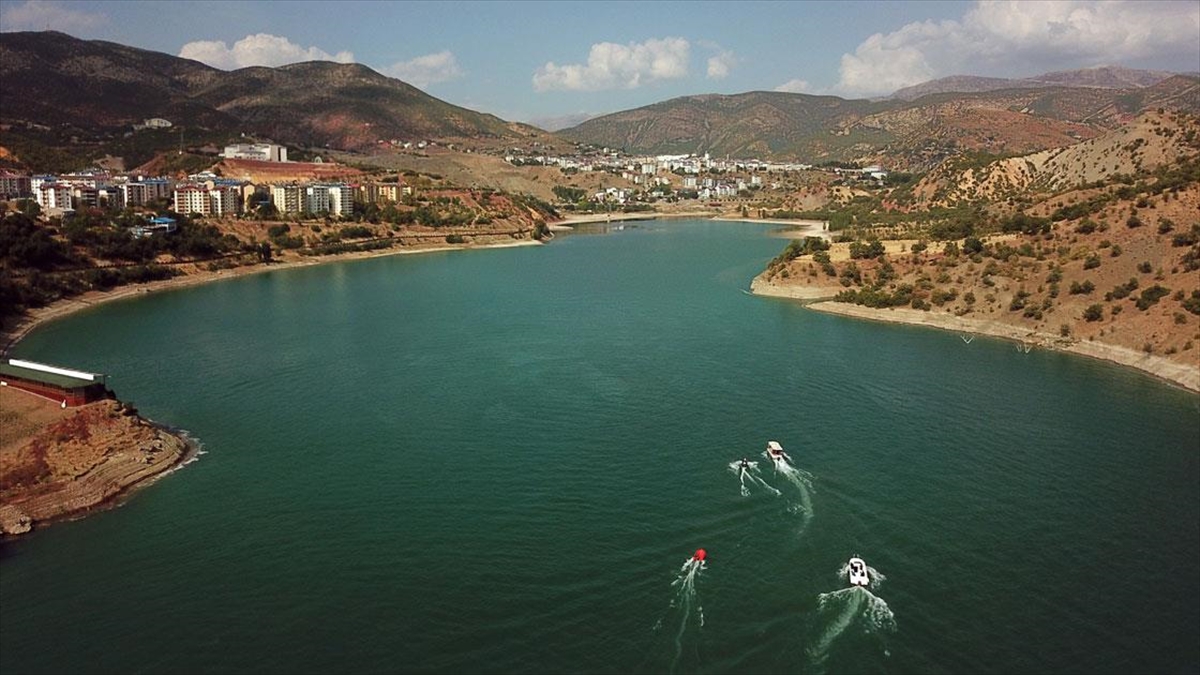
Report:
751,275,1200,393
0,393,196,536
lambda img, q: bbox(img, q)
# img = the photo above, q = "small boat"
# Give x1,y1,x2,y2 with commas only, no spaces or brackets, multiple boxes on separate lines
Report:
847,556,870,587
765,440,792,464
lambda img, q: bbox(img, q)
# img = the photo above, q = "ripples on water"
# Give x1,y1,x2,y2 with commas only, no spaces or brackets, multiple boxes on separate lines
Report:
2,222,1197,674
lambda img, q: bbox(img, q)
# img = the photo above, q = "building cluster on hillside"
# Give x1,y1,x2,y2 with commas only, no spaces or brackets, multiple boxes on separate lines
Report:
504,149,888,204
0,164,415,222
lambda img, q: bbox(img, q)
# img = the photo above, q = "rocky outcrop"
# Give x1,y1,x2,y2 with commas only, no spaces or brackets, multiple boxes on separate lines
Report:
0,397,190,536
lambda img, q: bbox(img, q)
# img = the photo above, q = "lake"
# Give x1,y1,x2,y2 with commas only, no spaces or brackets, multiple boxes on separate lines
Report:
2,219,1197,674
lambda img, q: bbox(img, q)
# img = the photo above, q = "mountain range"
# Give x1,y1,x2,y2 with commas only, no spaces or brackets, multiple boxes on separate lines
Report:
888,65,1185,100
0,31,555,168
1,31,1198,174
561,72,1200,170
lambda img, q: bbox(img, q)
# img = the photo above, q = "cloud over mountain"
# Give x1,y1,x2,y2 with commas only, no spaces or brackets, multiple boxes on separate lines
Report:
381,51,464,88
179,33,354,69
533,37,690,91
833,0,1200,97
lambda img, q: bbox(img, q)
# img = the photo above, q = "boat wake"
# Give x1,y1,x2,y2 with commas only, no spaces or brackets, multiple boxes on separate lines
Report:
651,555,706,674
807,569,896,670
765,456,816,533
728,459,780,497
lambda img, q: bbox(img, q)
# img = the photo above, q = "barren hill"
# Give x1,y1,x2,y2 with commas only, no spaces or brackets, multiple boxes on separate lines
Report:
0,31,558,170
914,110,1200,205
891,65,1180,101
563,75,1200,170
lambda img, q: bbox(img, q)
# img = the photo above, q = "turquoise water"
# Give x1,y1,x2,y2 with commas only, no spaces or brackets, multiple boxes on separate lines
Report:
2,220,1197,674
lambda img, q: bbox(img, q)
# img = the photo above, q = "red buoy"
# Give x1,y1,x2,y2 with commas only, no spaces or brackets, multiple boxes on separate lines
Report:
693,548,707,562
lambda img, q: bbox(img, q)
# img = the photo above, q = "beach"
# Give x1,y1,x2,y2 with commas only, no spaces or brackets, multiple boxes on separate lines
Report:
549,210,717,229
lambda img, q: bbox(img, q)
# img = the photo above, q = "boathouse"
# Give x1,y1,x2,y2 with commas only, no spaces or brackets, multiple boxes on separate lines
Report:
0,359,111,407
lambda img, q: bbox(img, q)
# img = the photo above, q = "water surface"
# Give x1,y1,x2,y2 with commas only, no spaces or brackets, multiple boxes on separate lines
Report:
3,220,1197,674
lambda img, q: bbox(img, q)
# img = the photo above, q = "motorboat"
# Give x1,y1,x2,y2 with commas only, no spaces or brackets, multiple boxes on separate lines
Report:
847,556,870,587
765,440,792,464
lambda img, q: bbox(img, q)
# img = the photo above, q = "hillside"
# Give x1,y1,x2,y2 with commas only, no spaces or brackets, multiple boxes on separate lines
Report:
0,31,552,170
562,75,1200,170
891,65,1180,100
913,110,1200,204
562,91,887,158
751,111,1200,388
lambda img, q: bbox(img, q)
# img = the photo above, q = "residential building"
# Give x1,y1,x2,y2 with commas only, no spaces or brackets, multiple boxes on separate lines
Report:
120,178,173,207
208,185,240,216
0,171,31,198
174,185,209,215
271,185,303,214
35,183,72,210
304,185,331,214
325,184,354,217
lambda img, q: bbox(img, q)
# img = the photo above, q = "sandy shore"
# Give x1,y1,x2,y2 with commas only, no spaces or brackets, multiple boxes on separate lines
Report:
751,279,1199,393
705,216,830,237
1,238,541,356
551,210,717,228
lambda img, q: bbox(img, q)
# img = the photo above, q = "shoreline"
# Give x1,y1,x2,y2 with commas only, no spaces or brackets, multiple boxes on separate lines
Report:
750,278,1200,393
0,394,199,537
550,210,716,228
710,216,831,239
1,238,541,357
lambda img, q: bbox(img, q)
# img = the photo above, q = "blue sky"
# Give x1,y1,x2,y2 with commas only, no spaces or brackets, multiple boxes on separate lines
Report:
2,0,1197,128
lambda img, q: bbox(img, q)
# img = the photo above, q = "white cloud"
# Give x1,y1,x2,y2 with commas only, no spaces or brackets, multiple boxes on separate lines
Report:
0,0,108,33
774,79,813,94
381,51,464,88
707,50,736,79
833,0,1200,97
179,33,354,70
533,37,690,92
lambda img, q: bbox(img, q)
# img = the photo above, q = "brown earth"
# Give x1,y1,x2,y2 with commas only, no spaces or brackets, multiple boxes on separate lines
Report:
214,158,363,183
0,388,191,535
753,184,1200,391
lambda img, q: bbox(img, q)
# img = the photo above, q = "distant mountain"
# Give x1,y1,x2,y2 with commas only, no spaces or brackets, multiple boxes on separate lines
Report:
524,112,601,132
562,74,1200,170
0,31,555,168
561,91,886,158
891,65,1180,101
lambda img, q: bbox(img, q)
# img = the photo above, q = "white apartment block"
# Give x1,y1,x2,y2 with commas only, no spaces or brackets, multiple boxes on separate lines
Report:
31,175,58,192
224,143,288,162
271,185,303,214
209,185,240,216
174,186,209,215
35,183,72,210
325,184,354,217
120,179,173,207
0,171,32,198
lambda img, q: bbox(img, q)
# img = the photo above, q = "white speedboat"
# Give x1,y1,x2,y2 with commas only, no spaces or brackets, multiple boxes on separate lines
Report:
765,440,792,464
847,556,870,587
